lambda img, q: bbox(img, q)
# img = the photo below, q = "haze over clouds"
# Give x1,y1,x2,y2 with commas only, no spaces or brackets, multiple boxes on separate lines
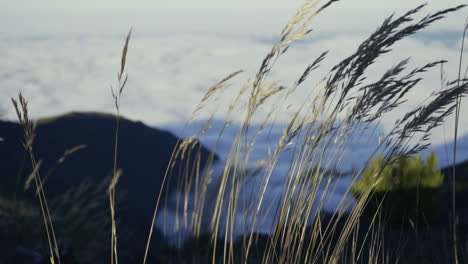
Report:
3,0,468,11
1,1,467,146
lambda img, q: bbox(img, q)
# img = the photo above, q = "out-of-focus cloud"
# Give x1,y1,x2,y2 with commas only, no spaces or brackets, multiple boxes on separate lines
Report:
2,13,467,145
1,8,467,143
2,0,467,11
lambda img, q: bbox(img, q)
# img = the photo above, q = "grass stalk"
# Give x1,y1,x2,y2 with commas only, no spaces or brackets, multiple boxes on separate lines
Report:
108,28,132,264
452,16,468,264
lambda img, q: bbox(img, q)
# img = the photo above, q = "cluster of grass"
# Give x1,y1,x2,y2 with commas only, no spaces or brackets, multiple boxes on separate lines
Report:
0,177,118,263
6,0,468,263
153,2,468,263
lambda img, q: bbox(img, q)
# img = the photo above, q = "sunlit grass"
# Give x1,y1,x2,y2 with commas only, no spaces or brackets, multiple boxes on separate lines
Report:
150,1,468,263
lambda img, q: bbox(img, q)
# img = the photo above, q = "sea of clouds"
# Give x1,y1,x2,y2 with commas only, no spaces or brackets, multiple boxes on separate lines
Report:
1,6,467,138
2,4,468,244
157,118,468,245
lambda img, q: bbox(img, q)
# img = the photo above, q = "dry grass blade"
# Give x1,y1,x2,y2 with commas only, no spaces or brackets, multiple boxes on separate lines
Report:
58,144,87,163
109,27,132,264
24,160,42,191
119,28,132,82
108,169,123,194
11,93,62,264
451,15,468,264
190,70,244,121
297,51,328,86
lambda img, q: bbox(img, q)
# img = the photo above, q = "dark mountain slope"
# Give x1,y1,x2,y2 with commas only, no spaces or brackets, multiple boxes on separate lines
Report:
0,112,218,262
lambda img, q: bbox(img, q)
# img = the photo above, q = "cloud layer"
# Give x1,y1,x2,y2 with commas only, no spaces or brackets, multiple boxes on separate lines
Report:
2,8,467,146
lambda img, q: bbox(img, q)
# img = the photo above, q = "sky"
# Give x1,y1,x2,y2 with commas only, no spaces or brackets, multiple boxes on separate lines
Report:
3,0,468,10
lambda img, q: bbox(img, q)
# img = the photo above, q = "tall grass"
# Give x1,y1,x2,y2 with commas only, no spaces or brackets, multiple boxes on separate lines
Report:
11,95,62,264
452,16,468,264
9,0,468,263
108,27,132,264
147,1,468,263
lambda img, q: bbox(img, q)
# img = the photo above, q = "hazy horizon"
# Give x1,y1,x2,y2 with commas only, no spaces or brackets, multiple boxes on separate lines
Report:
1,2,467,146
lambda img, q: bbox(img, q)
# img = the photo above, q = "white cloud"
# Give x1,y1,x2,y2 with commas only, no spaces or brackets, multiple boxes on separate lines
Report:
1,9,467,143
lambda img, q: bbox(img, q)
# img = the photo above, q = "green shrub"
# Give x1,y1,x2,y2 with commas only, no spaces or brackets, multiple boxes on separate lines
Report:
353,152,445,227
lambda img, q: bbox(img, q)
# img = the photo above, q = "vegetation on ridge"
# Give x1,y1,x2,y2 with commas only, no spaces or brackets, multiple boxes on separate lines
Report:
353,152,445,227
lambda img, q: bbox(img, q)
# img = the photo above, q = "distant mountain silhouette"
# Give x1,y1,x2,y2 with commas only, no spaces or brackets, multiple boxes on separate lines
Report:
441,158,468,208
0,111,218,262
428,133,468,208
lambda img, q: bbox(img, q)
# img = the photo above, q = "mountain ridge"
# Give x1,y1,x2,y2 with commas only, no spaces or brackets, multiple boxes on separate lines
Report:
0,111,218,261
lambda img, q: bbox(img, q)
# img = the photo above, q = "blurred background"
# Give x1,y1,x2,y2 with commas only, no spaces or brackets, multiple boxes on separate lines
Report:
1,1,467,142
